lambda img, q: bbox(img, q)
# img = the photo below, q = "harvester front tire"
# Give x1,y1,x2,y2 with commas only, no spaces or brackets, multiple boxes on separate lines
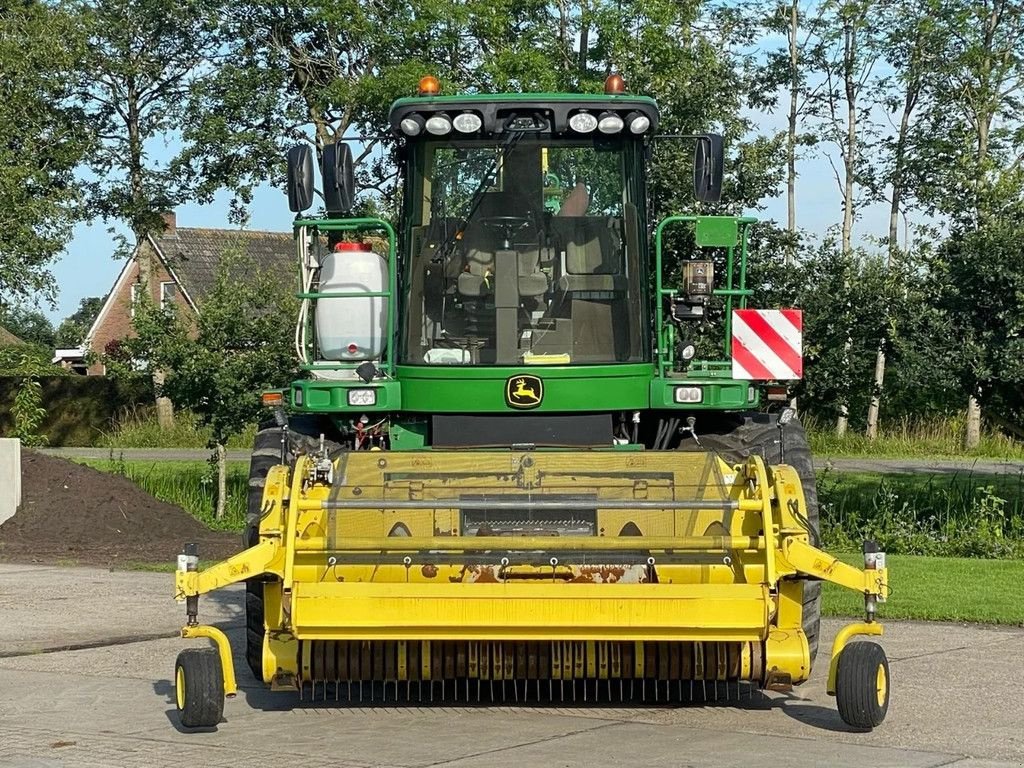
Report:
175,648,224,729
244,416,340,680
835,641,890,730
686,413,821,665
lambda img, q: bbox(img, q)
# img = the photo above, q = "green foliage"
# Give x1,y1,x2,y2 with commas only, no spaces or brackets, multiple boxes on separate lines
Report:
818,470,1024,559
108,246,298,450
935,213,1024,427
0,3,92,303
98,407,258,449
7,353,50,447
73,0,220,247
55,296,105,347
0,305,56,349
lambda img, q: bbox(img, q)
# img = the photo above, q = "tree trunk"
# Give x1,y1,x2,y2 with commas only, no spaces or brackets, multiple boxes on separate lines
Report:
835,402,849,437
127,81,175,429
869,70,919,441
833,14,859,438
866,345,884,439
965,395,981,450
215,442,227,520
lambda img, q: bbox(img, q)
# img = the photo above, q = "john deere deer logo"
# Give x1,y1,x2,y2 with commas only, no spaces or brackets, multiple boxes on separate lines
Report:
506,374,543,409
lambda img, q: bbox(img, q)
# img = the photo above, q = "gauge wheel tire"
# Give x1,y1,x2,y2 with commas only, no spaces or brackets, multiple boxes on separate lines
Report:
685,412,821,667
835,641,890,730
244,416,341,681
175,648,224,729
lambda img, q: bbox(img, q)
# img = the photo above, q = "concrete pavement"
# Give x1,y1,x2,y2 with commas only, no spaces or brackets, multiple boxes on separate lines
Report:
2,563,1023,767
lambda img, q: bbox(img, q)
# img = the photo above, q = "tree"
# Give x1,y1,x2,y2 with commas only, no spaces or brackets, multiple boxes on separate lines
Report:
865,0,942,439
0,3,91,304
753,0,830,263
935,212,1024,438
906,0,1024,447
0,305,55,349
112,247,297,519
73,0,220,427
803,0,886,436
55,296,106,347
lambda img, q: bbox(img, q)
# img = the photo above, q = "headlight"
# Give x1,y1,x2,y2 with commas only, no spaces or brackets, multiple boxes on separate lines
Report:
293,387,303,406
597,111,624,134
626,111,651,134
347,388,377,406
400,114,424,136
748,386,755,402
680,343,696,361
425,113,452,135
452,112,482,133
569,111,598,133
674,386,703,404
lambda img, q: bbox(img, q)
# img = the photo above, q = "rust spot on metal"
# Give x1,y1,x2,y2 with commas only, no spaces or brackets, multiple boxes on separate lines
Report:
420,564,438,579
571,565,629,584
463,564,500,583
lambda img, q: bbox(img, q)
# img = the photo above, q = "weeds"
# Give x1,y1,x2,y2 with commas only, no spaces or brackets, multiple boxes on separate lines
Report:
96,406,258,450
818,469,1024,558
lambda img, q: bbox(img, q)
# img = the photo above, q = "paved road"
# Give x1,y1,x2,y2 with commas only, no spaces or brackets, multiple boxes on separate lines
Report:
1,563,1022,767
41,447,1024,475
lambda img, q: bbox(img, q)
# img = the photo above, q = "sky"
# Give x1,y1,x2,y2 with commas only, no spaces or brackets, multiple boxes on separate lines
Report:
43,95,899,325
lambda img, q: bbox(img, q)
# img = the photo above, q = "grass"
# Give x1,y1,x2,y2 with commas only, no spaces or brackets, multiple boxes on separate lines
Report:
96,407,258,450
822,553,1024,624
805,413,1024,460
78,458,249,531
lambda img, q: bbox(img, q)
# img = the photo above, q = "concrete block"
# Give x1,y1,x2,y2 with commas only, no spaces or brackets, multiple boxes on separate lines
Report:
0,438,21,526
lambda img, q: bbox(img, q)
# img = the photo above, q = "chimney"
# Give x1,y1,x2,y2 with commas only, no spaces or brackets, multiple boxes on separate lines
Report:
160,210,177,237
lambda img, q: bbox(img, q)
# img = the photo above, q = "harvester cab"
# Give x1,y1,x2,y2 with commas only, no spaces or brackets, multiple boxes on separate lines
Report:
172,75,891,731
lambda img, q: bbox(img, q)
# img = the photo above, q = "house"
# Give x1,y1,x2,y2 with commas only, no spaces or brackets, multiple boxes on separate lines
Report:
0,326,24,347
64,212,295,375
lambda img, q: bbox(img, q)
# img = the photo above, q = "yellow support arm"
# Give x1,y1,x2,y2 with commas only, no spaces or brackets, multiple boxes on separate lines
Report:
181,625,238,697
174,539,282,600
779,538,888,599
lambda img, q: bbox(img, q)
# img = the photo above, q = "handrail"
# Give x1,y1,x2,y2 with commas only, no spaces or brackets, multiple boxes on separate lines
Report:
653,215,756,378
293,217,398,377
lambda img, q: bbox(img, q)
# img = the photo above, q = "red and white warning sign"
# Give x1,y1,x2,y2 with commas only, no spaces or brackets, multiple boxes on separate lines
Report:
731,309,803,380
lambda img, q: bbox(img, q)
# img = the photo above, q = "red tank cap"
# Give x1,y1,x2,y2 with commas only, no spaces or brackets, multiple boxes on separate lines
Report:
347,343,359,354
334,241,372,252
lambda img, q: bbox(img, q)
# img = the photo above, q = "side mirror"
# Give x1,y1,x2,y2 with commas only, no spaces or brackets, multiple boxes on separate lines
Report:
693,133,724,203
286,145,314,212
322,142,355,214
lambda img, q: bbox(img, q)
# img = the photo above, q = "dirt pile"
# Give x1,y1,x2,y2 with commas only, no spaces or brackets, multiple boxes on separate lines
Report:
0,452,238,565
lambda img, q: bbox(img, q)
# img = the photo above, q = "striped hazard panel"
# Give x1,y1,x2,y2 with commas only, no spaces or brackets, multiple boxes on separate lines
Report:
731,309,803,380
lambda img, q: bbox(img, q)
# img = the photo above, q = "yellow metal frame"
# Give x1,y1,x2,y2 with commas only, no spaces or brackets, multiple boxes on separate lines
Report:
175,452,889,692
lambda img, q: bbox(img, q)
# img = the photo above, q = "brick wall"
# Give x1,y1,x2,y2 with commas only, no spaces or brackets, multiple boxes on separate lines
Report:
86,242,196,375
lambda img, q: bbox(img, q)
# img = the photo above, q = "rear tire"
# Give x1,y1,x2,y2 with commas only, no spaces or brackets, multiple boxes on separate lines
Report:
686,412,821,666
244,415,340,680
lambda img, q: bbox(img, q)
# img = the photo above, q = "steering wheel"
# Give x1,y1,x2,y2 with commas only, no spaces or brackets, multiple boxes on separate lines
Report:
479,216,532,249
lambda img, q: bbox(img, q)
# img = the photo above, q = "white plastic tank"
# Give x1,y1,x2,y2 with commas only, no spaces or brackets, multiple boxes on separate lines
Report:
315,241,389,361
